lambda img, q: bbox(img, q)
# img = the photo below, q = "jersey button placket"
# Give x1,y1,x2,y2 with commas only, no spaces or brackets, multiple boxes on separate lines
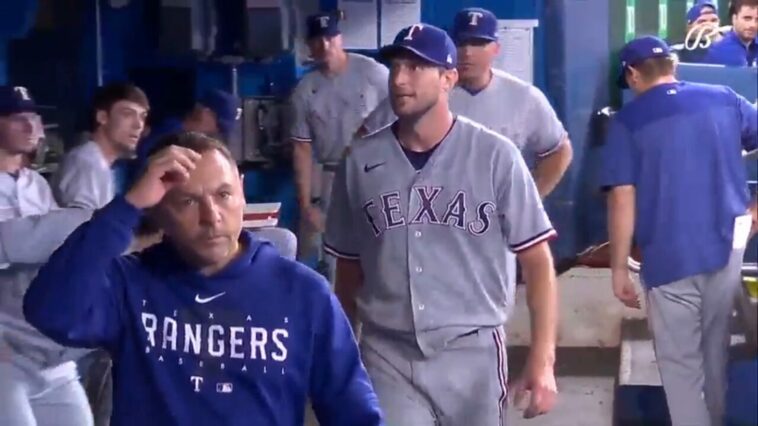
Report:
407,188,426,344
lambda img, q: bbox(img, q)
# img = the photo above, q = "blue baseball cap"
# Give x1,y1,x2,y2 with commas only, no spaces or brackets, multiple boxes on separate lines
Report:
616,36,672,88
686,1,717,24
0,86,38,116
379,24,457,69
452,8,498,43
198,90,241,138
306,13,340,39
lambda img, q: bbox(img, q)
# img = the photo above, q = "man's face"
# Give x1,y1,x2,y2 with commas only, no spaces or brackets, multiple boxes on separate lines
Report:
98,100,148,157
389,55,457,120
156,150,244,271
0,112,40,155
733,6,758,43
456,39,499,84
307,34,343,65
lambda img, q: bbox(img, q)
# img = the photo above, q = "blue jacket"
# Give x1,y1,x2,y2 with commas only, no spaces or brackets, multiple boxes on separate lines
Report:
24,196,383,426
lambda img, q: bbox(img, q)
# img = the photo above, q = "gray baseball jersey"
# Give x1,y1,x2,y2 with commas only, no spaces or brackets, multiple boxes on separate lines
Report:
289,53,389,165
362,69,567,158
0,168,92,369
324,116,556,356
52,141,114,209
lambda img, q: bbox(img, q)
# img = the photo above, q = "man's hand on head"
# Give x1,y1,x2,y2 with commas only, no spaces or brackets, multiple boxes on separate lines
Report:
125,146,201,209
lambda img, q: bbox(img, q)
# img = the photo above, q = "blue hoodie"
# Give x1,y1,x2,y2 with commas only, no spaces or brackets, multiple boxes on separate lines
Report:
24,196,383,426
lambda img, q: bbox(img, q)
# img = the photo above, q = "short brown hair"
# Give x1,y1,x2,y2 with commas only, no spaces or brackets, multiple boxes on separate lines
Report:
135,132,237,237
627,55,677,83
146,131,235,164
91,82,149,131
730,0,758,16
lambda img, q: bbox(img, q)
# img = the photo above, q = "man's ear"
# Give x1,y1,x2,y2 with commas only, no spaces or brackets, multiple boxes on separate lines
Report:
96,109,109,127
443,68,459,92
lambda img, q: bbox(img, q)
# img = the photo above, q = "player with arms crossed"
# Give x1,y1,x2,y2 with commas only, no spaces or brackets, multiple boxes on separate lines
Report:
24,132,383,426
325,24,558,425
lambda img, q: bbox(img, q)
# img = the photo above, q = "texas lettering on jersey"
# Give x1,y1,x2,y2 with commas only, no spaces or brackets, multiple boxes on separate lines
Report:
362,186,496,237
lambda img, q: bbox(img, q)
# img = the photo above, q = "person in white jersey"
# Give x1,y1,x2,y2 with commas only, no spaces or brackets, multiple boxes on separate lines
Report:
289,12,389,281
325,24,559,425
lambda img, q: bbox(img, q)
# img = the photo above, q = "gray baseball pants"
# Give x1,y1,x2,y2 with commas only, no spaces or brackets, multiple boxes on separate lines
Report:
646,248,744,426
361,327,509,426
0,360,93,426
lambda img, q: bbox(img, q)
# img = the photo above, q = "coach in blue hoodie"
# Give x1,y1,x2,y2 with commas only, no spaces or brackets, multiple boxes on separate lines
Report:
24,132,383,426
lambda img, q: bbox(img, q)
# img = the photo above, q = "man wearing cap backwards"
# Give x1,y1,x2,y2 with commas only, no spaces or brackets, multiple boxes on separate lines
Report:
601,36,758,426
0,85,94,426
670,1,722,63
289,12,389,283
325,23,559,424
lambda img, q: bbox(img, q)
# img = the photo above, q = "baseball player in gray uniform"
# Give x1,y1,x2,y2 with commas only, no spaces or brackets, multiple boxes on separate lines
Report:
325,25,559,425
362,7,571,300
0,86,94,426
289,12,389,280
362,8,572,198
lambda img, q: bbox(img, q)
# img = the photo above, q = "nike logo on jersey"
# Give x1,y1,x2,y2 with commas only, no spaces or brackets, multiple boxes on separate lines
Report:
364,162,385,173
195,292,226,304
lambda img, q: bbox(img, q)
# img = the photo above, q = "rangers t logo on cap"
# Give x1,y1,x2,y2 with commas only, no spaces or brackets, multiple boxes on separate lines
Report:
468,11,484,26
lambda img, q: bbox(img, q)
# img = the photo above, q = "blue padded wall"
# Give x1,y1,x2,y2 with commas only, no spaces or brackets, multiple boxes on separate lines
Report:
544,0,613,260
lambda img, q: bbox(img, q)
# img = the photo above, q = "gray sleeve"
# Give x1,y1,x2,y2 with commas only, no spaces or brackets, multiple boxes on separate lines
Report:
496,145,556,252
0,208,94,265
524,87,567,157
288,84,312,142
54,157,111,209
362,97,396,135
323,156,360,259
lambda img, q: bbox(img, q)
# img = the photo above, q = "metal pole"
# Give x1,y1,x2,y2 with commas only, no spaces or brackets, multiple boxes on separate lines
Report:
658,0,668,39
95,0,104,87
231,64,239,97
625,0,636,42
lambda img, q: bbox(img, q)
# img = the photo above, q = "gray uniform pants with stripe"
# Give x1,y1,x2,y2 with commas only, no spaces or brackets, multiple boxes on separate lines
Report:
0,360,93,426
361,327,508,426
646,248,744,426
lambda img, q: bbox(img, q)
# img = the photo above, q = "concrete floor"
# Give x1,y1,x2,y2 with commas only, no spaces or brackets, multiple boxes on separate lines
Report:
506,268,647,348
506,376,615,426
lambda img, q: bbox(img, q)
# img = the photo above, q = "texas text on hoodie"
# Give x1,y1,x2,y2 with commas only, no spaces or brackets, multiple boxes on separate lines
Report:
24,196,383,426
